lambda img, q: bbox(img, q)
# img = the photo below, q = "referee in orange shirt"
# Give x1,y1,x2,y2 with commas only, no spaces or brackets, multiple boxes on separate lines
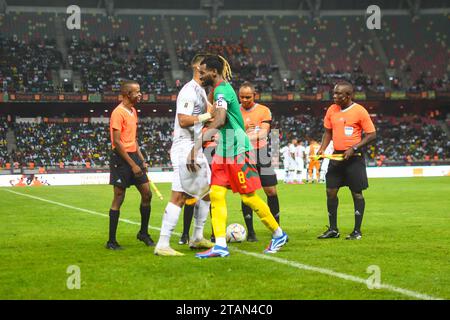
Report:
239,82,280,242
107,80,154,250
317,81,376,240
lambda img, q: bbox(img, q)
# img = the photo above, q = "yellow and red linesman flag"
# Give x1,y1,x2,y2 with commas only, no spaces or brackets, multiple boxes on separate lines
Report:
148,179,163,200
309,153,362,161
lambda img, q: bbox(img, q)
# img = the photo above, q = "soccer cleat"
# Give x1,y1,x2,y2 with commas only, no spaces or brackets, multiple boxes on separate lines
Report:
247,232,258,242
346,230,362,240
264,232,288,254
189,238,215,249
195,245,230,259
178,233,189,245
154,247,185,256
105,241,122,250
317,227,340,239
137,232,155,246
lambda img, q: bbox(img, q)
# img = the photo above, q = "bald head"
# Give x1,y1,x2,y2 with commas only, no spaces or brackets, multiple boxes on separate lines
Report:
335,81,353,95
120,80,141,105
333,81,354,107
239,81,256,109
120,80,139,96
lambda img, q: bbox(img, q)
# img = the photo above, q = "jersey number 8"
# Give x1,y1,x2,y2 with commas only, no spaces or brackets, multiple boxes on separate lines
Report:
237,171,246,184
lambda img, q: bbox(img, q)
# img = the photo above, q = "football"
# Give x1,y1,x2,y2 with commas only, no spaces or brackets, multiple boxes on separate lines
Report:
226,223,247,243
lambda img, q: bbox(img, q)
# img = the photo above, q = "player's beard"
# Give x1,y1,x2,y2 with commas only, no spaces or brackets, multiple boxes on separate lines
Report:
201,76,214,87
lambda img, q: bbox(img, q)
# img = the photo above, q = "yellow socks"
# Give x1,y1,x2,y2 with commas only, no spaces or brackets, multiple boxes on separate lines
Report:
241,192,279,232
209,185,228,239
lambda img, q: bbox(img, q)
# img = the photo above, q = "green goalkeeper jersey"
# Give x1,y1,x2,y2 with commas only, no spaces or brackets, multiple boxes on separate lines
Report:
213,81,252,157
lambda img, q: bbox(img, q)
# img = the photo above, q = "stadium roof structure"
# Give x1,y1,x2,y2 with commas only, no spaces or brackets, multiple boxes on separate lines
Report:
4,0,450,10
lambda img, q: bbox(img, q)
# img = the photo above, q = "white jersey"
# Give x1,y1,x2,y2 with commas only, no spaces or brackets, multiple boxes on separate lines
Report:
173,79,208,146
288,143,296,157
295,145,306,161
280,146,293,161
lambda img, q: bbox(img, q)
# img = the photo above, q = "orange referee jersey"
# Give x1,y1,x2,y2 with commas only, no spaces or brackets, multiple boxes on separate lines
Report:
240,103,272,149
324,103,375,151
110,104,138,152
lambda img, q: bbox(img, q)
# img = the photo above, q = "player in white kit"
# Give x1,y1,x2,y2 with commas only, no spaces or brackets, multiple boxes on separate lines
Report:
294,140,306,184
280,144,293,183
320,140,334,183
287,140,298,183
154,54,214,256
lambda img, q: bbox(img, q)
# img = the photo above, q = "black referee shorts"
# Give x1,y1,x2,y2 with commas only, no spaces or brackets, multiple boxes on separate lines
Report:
109,150,149,189
325,150,368,192
254,146,278,187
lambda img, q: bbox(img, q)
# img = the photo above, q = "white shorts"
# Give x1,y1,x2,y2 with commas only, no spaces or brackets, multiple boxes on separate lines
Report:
170,143,193,192
283,158,296,171
170,142,210,195
321,158,330,172
295,159,304,171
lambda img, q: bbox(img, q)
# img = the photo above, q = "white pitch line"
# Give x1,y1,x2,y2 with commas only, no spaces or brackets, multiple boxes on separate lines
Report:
2,188,445,300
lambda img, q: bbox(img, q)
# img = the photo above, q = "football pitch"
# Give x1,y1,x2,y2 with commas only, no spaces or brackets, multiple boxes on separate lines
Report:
0,177,449,300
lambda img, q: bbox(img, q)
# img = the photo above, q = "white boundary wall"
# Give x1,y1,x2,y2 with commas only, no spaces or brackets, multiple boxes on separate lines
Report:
1,166,449,187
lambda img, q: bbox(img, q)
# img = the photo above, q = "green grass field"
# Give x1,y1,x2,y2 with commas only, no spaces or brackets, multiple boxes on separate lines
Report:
0,177,449,300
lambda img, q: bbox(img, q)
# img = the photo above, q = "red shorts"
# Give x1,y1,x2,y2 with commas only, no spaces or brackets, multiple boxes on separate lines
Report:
211,152,262,194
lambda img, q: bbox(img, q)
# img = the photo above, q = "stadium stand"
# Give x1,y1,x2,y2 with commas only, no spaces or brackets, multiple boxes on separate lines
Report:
11,120,173,168
64,14,166,50
67,37,170,93
377,14,450,91
0,117,9,167
1,11,448,93
0,6,448,172
271,15,385,89
170,15,275,92
0,37,63,93
0,11,56,41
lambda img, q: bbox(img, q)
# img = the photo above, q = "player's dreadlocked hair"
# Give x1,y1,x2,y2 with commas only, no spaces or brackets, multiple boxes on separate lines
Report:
200,55,232,81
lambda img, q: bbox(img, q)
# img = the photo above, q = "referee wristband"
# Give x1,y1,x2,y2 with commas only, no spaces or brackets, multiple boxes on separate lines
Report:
197,112,212,123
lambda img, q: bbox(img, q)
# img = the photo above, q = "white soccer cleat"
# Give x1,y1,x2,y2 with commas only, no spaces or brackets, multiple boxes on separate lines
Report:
154,247,185,256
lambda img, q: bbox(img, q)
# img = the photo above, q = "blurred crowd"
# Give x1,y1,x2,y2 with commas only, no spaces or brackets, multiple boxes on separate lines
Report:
2,115,448,170
67,37,171,94
8,120,173,168
0,37,62,93
1,35,448,94
176,37,275,92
